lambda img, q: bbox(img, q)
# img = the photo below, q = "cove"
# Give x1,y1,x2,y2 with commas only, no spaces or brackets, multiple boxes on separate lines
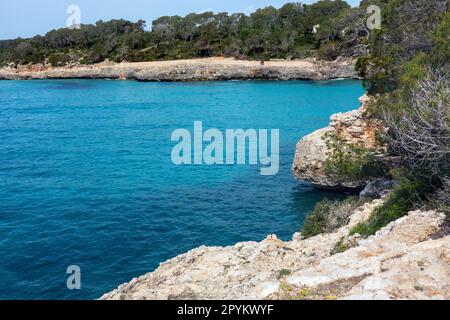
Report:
0,79,365,299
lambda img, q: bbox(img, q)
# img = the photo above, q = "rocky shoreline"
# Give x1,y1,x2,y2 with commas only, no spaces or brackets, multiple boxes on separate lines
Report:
101,198,449,300
100,94,449,300
0,57,357,81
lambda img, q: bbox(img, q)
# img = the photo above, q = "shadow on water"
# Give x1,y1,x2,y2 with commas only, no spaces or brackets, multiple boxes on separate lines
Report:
40,81,97,90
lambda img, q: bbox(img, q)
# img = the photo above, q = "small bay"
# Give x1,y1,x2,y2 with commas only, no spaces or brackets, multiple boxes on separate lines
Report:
0,79,365,299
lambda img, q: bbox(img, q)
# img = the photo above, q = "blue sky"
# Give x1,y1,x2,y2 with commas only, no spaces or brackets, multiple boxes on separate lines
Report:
0,0,361,40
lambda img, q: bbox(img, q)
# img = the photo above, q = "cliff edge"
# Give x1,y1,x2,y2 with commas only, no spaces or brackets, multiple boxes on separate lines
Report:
292,94,386,189
100,198,449,300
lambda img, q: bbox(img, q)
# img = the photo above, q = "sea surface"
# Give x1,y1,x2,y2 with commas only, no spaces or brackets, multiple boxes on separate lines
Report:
0,79,365,299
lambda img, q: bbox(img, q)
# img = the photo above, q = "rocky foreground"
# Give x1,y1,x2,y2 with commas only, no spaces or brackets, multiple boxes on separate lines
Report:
0,57,357,81
101,197,449,300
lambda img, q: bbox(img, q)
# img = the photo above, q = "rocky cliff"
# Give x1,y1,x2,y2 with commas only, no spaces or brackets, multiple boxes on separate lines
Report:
100,198,449,300
0,57,357,81
292,94,386,189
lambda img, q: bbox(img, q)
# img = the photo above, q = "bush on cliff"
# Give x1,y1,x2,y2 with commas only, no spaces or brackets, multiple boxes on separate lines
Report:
349,75,449,237
357,0,449,94
428,178,450,216
350,175,436,237
323,132,383,182
346,0,450,238
301,196,367,238
48,52,72,67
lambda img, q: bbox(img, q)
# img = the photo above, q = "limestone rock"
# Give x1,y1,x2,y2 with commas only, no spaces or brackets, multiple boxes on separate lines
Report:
292,127,339,187
0,57,358,81
285,210,448,300
292,94,386,189
100,200,449,300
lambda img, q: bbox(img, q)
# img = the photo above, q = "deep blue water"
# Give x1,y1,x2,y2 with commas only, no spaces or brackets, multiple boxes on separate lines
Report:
0,79,364,299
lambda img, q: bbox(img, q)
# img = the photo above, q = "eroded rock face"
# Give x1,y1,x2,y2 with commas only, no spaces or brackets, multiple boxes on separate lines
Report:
292,94,386,189
100,199,449,300
284,210,449,300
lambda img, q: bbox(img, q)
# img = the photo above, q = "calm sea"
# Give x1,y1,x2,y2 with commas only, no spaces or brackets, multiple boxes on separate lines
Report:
0,79,364,299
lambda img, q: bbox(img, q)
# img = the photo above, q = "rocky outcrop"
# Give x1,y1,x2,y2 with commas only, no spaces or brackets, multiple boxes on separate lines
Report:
292,94,386,189
0,57,358,81
100,198,449,300
281,210,449,300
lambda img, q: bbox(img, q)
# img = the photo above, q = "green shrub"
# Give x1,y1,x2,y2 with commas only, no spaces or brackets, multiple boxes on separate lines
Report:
432,12,450,65
48,52,71,67
301,196,367,238
277,269,292,279
330,237,350,254
318,42,339,60
323,133,383,181
360,0,448,94
350,176,435,237
428,178,450,215
355,55,370,79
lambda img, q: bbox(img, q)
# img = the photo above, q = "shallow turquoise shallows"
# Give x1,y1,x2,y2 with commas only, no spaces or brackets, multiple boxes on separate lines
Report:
0,79,364,299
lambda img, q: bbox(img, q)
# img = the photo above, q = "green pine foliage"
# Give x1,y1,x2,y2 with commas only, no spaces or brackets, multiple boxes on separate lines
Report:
0,1,368,66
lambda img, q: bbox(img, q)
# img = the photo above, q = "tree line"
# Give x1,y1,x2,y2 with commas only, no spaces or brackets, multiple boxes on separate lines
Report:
0,0,375,66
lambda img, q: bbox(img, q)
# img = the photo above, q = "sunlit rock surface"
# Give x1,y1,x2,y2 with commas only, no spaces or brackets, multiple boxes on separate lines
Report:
100,198,449,300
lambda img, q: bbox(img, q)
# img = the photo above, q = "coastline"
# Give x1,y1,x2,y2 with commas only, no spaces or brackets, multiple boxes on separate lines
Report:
100,197,449,300
1,0,447,303
99,94,449,300
0,57,358,81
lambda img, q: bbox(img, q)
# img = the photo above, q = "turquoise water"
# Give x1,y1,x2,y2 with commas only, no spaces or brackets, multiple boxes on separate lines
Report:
0,79,364,299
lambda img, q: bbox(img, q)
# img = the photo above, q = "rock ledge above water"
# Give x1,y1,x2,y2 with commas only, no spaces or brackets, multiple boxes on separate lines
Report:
292,94,386,189
100,198,449,300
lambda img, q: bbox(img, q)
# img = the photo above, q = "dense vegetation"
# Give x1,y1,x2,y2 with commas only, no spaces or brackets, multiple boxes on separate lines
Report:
353,0,449,237
323,132,383,182
302,0,449,238
0,0,375,66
